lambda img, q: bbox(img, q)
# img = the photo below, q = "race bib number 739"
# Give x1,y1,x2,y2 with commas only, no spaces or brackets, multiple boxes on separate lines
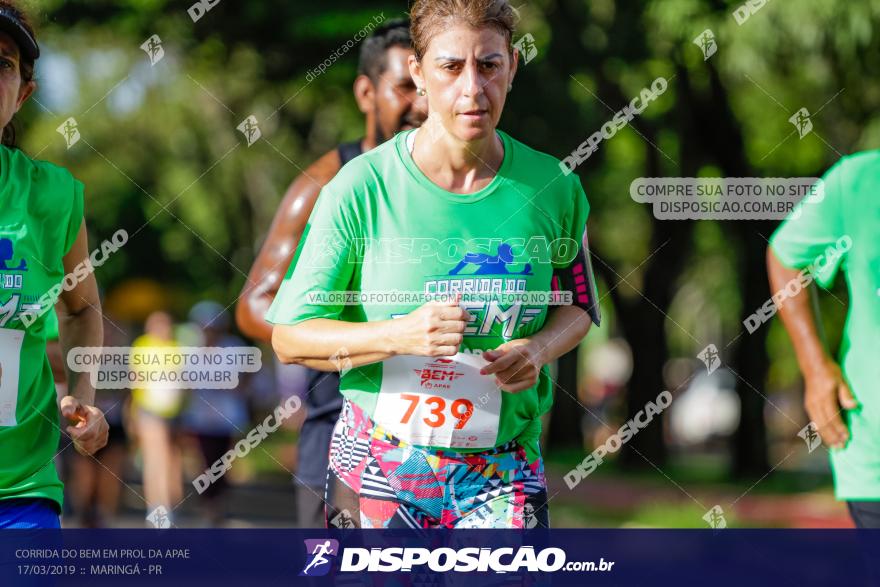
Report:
374,352,502,449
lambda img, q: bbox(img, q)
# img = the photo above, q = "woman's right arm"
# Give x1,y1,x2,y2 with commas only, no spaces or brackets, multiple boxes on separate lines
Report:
272,318,395,370
272,298,470,371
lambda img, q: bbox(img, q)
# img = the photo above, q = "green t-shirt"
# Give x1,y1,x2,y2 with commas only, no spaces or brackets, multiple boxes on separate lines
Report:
770,151,880,500
0,145,84,509
266,129,592,462
44,308,59,341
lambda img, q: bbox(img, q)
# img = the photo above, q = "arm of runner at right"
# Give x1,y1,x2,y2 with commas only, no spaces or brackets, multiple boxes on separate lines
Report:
767,246,857,449
272,298,471,371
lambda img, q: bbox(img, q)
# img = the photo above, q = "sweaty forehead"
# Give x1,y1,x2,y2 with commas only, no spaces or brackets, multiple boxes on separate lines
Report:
426,26,508,59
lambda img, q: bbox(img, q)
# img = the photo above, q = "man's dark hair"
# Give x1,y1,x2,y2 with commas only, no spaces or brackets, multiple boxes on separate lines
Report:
357,18,412,83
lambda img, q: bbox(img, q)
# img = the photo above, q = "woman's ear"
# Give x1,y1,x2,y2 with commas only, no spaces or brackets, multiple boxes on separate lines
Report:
408,53,425,93
15,80,36,112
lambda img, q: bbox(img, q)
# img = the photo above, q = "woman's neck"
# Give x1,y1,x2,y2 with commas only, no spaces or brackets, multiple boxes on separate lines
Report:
412,120,504,194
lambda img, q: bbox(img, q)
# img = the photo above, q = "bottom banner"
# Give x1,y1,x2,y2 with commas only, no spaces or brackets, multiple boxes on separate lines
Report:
1,529,876,586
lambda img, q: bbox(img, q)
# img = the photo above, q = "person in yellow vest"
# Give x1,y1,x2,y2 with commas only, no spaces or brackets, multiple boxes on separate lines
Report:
130,311,185,523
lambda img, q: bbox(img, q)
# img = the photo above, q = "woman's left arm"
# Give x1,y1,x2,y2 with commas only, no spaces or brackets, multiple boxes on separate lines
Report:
482,209,600,393
57,219,108,455
481,306,592,393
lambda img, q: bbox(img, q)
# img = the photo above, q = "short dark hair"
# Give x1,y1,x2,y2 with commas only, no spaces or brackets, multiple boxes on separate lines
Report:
357,18,412,83
409,0,515,61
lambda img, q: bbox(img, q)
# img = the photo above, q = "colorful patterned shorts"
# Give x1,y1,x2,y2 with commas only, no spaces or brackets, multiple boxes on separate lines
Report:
325,399,549,529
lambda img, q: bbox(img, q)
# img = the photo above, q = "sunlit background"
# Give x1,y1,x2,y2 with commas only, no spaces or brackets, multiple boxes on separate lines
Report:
13,0,877,527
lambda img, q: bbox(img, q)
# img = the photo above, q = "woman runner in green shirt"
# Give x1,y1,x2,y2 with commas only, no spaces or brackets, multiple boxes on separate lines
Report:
0,1,107,529
269,0,600,528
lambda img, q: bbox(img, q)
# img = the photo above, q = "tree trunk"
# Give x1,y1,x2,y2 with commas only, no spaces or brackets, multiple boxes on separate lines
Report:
547,349,585,451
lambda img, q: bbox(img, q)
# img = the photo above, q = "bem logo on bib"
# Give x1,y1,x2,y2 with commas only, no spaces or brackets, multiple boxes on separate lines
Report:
376,353,502,449
413,359,465,390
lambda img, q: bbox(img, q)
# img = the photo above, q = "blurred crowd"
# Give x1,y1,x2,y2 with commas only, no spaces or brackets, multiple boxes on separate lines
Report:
49,301,304,528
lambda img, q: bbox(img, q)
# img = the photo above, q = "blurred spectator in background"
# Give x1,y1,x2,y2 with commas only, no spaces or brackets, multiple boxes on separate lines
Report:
130,311,184,525
581,338,632,448
181,301,249,526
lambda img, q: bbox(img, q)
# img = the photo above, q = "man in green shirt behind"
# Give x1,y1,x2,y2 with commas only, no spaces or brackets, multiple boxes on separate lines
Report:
768,152,880,527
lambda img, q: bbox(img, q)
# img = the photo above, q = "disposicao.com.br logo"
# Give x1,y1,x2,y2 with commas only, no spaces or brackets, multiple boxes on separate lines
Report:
300,539,615,574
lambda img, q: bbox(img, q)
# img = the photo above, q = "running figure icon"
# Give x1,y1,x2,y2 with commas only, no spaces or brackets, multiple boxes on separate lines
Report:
301,540,336,576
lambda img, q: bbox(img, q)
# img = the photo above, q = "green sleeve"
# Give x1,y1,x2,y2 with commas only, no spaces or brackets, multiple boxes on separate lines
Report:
63,177,85,256
265,185,359,325
552,174,591,269
769,157,847,288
